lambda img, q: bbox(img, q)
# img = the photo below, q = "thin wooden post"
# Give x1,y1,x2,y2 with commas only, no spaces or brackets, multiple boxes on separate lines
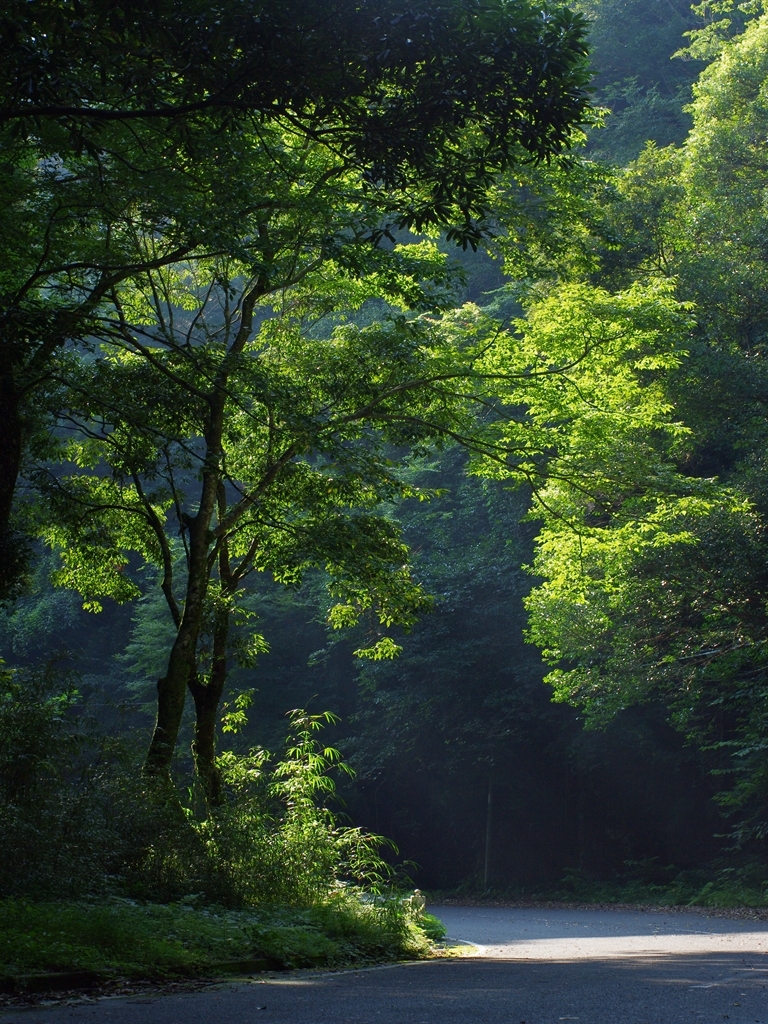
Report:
483,770,493,890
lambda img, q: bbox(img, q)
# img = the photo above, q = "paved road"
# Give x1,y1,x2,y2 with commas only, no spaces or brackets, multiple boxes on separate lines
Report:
3,906,768,1024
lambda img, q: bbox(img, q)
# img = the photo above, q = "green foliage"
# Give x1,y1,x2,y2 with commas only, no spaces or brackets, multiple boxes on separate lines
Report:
0,0,592,235
678,0,764,60
0,663,122,898
472,277,693,496
588,80,694,166
0,0,594,606
191,710,402,907
0,554,80,659
418,913,448,942
346,450,554,816
0,683,439,977
8,0,768,903
576,0,700,94
34,241,491,783
527,495,761,724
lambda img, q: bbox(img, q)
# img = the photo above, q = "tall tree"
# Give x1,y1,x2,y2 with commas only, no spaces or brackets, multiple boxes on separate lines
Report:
38,230,499,797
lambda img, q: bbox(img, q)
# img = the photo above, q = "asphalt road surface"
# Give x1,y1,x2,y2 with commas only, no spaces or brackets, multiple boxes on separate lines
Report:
4,906,768,1024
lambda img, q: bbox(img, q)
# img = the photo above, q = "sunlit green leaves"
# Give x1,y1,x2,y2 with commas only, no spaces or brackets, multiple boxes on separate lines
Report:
470,278,693,500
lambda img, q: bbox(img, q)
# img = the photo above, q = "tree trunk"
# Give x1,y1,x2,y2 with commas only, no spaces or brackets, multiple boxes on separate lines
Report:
189,608,228,806
144,478,221,778
0,357,25,598
143,622,197,779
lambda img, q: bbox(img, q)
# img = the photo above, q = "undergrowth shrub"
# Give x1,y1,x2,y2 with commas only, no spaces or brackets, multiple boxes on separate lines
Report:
0,668,407,917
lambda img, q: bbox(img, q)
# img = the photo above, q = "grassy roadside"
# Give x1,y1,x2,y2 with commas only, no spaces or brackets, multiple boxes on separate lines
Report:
427,870,768,911
0,896,444,985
